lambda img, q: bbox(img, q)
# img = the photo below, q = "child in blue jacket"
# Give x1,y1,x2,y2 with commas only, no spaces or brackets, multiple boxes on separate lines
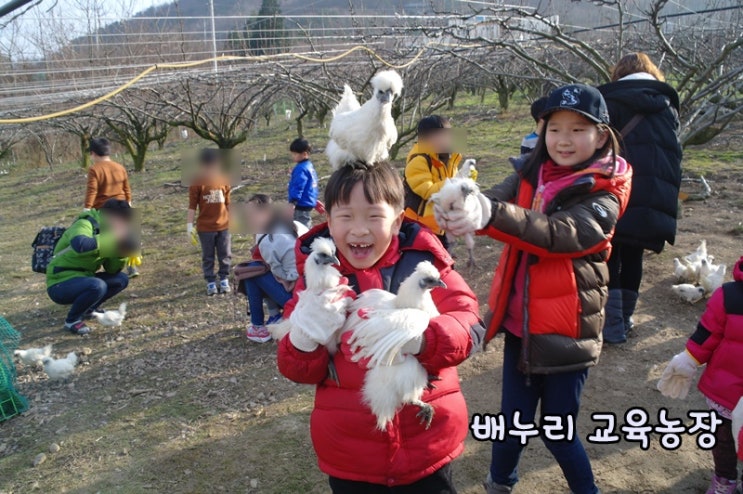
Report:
287,138,319,228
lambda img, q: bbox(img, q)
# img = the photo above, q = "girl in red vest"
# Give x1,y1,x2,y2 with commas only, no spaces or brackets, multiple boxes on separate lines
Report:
436,84,632,494
277,162,483,493
658,255,743,494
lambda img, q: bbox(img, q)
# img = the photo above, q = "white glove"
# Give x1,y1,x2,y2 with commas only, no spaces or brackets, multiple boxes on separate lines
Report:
400,335,424,355
657,350,699,399
288,290,347,350
733,397,743,458
187,223,193,234
288,324,320,353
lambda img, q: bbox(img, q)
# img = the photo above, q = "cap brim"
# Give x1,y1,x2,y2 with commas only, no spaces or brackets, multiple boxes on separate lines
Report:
540,107,603,124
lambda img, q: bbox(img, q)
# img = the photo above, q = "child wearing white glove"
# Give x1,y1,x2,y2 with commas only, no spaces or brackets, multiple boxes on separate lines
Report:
657,255,743,494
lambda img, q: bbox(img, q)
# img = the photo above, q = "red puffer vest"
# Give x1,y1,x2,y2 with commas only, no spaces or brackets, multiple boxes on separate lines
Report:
277,221,480,486
687,256,743,411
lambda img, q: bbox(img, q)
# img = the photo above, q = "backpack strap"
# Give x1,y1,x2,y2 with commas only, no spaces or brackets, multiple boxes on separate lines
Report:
403,154,435,217
381,250,436,294
619,114,645,138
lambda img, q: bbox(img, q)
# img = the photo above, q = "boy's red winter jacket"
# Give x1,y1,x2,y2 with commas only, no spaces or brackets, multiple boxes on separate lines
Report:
686,256,743,411
277,221,480,486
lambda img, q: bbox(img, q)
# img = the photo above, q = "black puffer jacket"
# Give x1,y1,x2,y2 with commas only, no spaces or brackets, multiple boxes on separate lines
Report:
598,79,682,253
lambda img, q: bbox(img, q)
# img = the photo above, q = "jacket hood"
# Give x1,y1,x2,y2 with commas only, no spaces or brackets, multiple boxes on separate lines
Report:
295,220,454,277
598,79,680,115
734,256,743,282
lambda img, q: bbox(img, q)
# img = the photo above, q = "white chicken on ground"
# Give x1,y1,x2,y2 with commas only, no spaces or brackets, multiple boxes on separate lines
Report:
326,71,403,169
14,344,52,367
430,177,490,269
268,237,352,382
42,352,78,380
699,259,726,295
671,284,706,304
91,302,127,327
673,257,697,283
345,261,446,430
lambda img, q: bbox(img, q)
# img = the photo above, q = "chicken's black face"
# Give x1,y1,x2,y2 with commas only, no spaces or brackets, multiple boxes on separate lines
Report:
418,276,447,290
314,251,340,266
376,89,394,104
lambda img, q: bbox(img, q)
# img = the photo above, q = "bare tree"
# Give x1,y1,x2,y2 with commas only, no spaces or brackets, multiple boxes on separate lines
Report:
154,75,279,150
102,92,169,172
432,0,743,147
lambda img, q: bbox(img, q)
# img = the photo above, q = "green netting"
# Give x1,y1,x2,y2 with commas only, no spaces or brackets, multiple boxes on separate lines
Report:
0,317,28,422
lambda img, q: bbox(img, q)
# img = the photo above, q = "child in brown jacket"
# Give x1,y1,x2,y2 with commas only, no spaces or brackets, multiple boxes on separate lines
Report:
187,149,232,296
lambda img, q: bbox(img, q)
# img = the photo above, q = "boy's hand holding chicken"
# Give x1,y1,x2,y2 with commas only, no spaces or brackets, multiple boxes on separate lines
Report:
287,238,353,353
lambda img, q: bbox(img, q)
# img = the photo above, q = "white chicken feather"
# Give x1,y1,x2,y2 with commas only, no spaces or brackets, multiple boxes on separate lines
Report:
345,261,445,430
431,177,486,269
14,344,52,367
671,284,706,304
42,352,78,380
700,260,726,295
685,239,708,265
326,71,403,169
457,159,478,180
91,302,127,326
673,257,697,283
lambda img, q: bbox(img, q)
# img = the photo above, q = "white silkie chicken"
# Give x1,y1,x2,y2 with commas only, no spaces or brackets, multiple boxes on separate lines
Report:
457,159,478,181
430,177,489,269
671,284,706,304
326,70,403,169
673,257,697,283
42,352,78,380
269,237,352,382
685,239,708,265
14,344,52,367
700,259,726,295
91,302,127,327
345,261,446,430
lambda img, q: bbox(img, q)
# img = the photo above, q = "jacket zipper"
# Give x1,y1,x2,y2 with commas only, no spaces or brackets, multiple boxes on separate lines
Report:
521,254,535,386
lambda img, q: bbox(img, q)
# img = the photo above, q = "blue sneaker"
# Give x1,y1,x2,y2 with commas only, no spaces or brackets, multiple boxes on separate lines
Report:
266,313,283,326
206,282,218,296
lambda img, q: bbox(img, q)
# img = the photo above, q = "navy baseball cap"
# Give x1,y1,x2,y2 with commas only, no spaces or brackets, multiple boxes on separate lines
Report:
540,84,610,125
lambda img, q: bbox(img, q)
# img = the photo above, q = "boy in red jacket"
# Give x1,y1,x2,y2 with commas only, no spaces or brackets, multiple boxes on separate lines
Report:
277,162,483,493
658,255,743,494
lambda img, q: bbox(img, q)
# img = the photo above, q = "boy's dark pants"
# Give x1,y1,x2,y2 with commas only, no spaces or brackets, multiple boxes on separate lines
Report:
198,229,231,283
328,464,455,494
47,272,129,324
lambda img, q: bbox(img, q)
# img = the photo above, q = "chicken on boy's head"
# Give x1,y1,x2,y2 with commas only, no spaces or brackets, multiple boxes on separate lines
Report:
324,162,404,270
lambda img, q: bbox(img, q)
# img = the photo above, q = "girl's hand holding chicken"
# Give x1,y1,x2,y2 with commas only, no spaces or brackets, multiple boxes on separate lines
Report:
431,178,492,237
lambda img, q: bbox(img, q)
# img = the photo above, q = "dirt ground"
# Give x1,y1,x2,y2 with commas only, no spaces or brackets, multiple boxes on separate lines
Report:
1,127,742,493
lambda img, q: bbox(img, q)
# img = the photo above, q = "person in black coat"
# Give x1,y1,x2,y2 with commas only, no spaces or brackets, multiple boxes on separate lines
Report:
598,52,683,344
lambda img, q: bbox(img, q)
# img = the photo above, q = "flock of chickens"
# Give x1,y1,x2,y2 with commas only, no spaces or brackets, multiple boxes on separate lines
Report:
13,303,127,380
671,240,727,304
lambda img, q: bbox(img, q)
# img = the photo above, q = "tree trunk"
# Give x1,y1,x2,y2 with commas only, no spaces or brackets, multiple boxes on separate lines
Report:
133,143,148,172
296,117,304,138
80,135,91,169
